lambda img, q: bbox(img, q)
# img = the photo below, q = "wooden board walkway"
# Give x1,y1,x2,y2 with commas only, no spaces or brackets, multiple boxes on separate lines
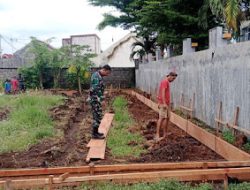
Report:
86,113,114,162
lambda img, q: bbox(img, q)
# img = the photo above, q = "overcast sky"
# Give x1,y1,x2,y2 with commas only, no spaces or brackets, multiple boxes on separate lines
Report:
0,0,130,54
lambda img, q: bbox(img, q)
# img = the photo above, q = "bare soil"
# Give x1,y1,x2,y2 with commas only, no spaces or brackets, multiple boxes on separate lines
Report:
123,94,224,162
0,108,9,121
0,90,224,169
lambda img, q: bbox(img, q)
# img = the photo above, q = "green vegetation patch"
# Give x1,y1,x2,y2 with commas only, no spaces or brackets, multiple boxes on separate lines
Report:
243,142,250,152
78,180,214,190
59,180,250,190
222,130,236,144
107,96,145,158
0,93,64,153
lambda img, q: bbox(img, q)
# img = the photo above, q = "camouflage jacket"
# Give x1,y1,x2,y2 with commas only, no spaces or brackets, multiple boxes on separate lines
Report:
89,71,104,102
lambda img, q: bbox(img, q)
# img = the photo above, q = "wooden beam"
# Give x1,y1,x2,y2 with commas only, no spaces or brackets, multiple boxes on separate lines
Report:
180,105,193,112
215,118,227,125
1,167,250,189
2,161,250,178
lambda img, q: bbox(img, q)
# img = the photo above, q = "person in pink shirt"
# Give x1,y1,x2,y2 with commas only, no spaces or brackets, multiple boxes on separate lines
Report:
11,76,19,94
156,72,177,141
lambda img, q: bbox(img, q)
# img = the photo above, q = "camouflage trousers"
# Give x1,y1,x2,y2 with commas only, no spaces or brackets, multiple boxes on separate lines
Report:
90,100,103,129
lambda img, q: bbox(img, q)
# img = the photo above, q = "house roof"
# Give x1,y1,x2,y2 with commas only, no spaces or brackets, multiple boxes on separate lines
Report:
92,32,140,66
14,40,55,57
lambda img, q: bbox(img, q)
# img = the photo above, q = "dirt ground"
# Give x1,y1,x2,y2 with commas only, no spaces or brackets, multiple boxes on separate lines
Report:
0,90,224,169
123,93,224,162
0,94,92,168
0,108,9,121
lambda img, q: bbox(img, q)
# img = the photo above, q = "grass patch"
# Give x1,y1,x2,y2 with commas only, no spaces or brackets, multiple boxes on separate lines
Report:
77,180,214,190
222,130,236,144
60,180,250,190
107,96,145,158
0,93,64,153
243,142,250,151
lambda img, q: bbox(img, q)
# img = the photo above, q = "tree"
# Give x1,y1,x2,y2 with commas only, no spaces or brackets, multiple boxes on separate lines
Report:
66,45,95,94
49,47,70,88
88,0,143,30
88,0,218,54
30,37,53,89
130,37,156,62
201,0,250,33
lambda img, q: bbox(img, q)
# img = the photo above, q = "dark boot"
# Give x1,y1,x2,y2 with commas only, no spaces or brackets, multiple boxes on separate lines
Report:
92,128,105,139
97,131,104,136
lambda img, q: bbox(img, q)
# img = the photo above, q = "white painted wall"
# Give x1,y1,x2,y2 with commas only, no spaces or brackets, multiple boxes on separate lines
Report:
136,41,250,132
92,34,138,68
107,37,136,67
70,35,101,54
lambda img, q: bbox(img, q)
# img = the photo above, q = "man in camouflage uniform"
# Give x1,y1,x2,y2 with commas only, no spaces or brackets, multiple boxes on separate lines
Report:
89,65,111,139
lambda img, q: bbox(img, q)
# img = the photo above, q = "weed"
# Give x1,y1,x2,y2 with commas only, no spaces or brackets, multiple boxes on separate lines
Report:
243,142,250,151
222,130,236,144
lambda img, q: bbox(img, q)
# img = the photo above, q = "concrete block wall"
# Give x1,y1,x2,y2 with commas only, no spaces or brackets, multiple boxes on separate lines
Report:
92,67,135,88
136,41,250,131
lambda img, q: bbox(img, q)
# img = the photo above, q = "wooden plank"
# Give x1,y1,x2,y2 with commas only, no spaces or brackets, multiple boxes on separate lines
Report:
86,113,114,162
52,167,250,183
215,118,227,125
187,121,216,151
87,140,106,148
2,167,250,189
86,146,106,162
180,105,193,112
98,113,114,137
2,161,250,178
215,137,250,161
170,112,187,132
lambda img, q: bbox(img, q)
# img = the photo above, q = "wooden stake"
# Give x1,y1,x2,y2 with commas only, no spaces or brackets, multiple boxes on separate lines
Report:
4,180,12,190
48,175,54,190
180,93,184,112
58,172,70,182
223,174,228,190
232,107,239,136
89,163,95,175
109,84,113,96
191,93,195,118
216,101,223,135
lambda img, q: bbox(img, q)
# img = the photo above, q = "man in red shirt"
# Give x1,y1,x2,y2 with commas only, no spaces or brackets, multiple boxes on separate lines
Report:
11,76,19,94
156,72,177,141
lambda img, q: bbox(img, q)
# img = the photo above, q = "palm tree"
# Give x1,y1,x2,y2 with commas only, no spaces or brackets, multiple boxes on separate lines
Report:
130,37,156,63
200,0,249,33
